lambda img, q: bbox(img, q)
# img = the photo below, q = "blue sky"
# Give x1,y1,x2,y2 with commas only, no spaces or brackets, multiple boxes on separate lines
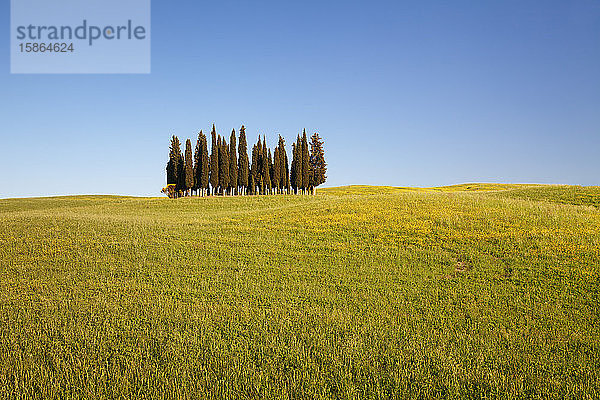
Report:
1,0,599,197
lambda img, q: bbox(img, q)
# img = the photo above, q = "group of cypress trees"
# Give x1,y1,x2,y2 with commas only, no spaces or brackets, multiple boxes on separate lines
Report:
164,125,326,198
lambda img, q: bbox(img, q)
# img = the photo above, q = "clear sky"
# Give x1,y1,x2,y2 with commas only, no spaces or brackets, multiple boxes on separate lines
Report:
1,0,599,198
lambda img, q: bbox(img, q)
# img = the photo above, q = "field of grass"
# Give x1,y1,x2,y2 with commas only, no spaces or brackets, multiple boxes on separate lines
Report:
1,185,599,398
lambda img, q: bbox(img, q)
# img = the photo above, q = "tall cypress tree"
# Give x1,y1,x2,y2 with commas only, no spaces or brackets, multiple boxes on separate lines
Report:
184,139,194,196
210,125,219,195
249,174,255,196
273,146,281,194
238,125,249,195
218,136,229,195
217,136,222,194
193,131,203,196
177,150,185,197
199,132,209,196
261,137,270,195
309,133,327,195
224,139,230,193
277,135,287,193
290,142,297,194
267,148,273,194
250,143,258,195
293,136,302,193
166,135,180,185
301,129,310,195
256,136,263,194
284,143,290,194
166,135,182,198
229,129,238,195
259,175,264,195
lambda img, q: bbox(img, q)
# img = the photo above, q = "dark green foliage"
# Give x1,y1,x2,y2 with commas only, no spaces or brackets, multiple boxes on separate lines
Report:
257,136,263,176
250,142,258,195
309,133,327,190
200,132,209,195
267,148,273,193
229,130,238,194
284,144,290,193
255,136,265,194
184,139,194,195
301,130,310,193
257,136,263,180
261,137,270,194
194,131,210,196
277,135,288,192
249,174,255,195
193,132,202,193
166,135,182,187
290,142,297,193
210,125,219,195
292,136,302,193
177,155,185,195
218,136,229,195
273,146,281,193
166,135,185,195
237,126,249,193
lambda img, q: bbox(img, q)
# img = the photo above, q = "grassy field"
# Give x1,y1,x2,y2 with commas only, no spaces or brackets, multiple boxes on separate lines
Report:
1,185,599,399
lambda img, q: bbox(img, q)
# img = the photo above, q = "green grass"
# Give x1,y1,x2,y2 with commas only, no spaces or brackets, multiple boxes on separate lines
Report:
1,184,599,399
493,185,600,208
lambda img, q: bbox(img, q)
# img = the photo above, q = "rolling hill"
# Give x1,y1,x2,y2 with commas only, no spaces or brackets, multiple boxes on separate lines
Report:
1,184,598,398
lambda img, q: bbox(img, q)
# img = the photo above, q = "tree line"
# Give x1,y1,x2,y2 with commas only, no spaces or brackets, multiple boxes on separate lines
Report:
164,125,326,198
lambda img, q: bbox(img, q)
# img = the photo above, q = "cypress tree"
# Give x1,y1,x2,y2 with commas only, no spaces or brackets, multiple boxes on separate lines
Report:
218,136,230,195
184,139,194,196
250,143,258,195
196,132,209,196
273,146,280,194
267,148,273,194
309,133,327,195
257,136,263,173
301,129,310,195
256,136,264,194
238,125,249,195
193,131,202,195
210,125,219,195
293,136,302,193
217,136,222,194
229,129,238,195
177,152,185,197
290,142,297,194
284,144,290,194
166,135,182,198
261,137,270,194
166,135,180,185
277,135,287,193
249,174,255,195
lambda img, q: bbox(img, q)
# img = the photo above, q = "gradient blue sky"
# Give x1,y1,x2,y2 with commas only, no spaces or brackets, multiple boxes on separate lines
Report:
1,0,599,198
